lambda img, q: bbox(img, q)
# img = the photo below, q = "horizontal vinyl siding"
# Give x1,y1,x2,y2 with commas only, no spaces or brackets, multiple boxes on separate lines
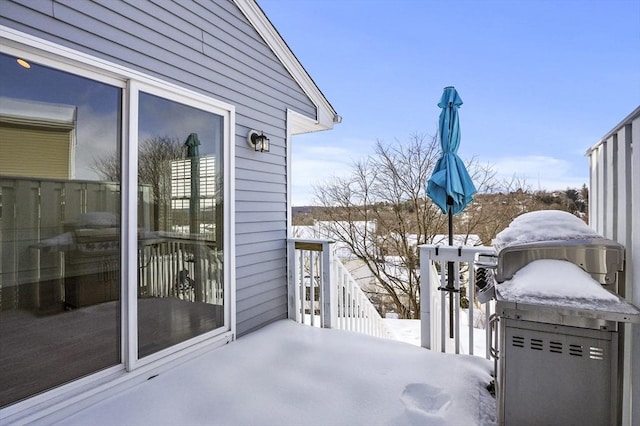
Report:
1,0,317,336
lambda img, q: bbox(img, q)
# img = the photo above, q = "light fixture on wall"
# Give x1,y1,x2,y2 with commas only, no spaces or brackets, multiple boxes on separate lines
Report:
16,58,31,69
247,130,270,152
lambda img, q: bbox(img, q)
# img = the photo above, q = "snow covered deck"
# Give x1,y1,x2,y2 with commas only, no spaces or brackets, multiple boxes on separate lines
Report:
60,320,496,426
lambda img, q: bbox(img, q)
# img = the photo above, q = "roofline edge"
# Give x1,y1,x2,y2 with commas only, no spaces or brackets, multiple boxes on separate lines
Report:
233,0,339,132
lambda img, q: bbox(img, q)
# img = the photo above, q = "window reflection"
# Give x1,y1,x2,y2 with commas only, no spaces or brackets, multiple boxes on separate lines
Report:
0,53,121,407
137,92,224,358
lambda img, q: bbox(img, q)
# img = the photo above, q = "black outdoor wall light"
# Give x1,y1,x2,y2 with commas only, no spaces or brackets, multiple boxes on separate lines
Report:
247,129,270,152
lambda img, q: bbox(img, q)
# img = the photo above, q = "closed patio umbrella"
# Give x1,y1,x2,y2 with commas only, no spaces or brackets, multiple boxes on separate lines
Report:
426,86,477,338
185,133,201,235
185,133,202,301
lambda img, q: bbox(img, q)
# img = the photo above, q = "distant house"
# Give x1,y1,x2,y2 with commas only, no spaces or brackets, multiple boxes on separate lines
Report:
293,220,377,259
585,106,640,424
0,0,338,422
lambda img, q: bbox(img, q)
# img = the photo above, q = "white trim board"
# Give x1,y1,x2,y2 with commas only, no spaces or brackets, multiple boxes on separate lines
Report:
233,0,340,132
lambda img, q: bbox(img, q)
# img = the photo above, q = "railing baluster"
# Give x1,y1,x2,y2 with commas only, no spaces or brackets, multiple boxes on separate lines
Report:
309,250,315,327
468,263,475,356
319,248,325,327
439,259,446,353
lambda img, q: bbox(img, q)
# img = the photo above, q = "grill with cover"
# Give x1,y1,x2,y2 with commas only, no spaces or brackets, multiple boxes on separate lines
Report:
477,211,639,426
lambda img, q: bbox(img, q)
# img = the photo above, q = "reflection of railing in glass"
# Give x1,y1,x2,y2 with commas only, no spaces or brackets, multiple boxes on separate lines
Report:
136,234,224,358
137,238,223,305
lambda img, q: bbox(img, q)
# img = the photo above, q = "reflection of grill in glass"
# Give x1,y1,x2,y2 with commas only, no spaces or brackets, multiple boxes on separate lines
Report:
64,227,119,309
484,237,640,426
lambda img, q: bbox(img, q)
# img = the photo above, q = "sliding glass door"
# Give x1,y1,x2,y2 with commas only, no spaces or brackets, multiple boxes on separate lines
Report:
0,53,122,407
136,91,225,358
0,46,231,408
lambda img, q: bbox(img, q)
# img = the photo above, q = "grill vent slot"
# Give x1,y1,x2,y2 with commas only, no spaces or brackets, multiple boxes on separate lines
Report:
569,344,583,357
530,338,543,351
512,336,525,348
549,341,563,354
589,346,604,360
510,334,608,360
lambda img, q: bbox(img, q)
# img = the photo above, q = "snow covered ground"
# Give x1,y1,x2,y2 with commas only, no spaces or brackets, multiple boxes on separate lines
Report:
61,320,496,426
384,315,489,357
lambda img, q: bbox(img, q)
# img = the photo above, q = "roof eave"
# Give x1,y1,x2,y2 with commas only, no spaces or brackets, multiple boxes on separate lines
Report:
233,0,340,133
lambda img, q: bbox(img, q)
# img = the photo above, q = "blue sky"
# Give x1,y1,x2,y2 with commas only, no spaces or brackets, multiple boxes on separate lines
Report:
258,0,640,206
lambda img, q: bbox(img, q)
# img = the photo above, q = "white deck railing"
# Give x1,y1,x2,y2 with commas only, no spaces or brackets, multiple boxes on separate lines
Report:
288,239,390,338
419,244,496,358
287,238,496,351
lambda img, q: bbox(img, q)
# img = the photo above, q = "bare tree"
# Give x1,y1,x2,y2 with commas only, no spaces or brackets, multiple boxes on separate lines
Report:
314,135,440,318
312,134,526,318
92,136,185,230
460,174,534,245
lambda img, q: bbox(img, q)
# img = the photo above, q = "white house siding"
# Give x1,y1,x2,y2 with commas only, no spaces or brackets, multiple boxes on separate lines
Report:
0,0,318,336
586,106,640,425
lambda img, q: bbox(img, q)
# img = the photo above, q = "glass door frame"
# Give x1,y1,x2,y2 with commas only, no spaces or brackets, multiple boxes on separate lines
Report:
125,80,236,371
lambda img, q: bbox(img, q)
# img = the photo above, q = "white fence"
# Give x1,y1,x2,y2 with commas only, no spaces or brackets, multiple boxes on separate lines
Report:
419,244,495,358
288,239,390,338
586,106,640,425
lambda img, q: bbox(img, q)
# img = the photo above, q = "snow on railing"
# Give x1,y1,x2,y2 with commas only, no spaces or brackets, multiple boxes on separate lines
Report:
419,244,495,358
287,239,390,338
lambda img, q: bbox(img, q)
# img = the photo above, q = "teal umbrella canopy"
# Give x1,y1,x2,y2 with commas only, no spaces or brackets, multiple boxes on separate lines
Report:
427,86,477,215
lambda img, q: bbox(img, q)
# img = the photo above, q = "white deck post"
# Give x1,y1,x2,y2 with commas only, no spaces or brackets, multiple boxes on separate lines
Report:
321,241,335,328
420,246,432,349
287,239,297,321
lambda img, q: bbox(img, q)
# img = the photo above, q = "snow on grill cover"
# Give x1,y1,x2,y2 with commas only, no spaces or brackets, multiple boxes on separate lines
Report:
492,210,600,251
493,259,640,315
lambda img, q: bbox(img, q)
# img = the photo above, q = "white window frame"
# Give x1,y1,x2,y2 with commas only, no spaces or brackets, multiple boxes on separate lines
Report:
0,26,236,423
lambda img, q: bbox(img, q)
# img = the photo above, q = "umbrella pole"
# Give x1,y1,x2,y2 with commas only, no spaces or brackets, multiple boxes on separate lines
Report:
447,197,455,338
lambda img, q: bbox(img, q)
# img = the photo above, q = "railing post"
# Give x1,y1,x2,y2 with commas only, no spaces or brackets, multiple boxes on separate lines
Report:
287,239,298,322
321,240,335,328
420,246,432,349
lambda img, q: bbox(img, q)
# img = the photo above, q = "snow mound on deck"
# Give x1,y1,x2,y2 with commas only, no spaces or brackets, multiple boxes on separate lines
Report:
499,259,617,302
61,320,496,426
493,210,600,251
